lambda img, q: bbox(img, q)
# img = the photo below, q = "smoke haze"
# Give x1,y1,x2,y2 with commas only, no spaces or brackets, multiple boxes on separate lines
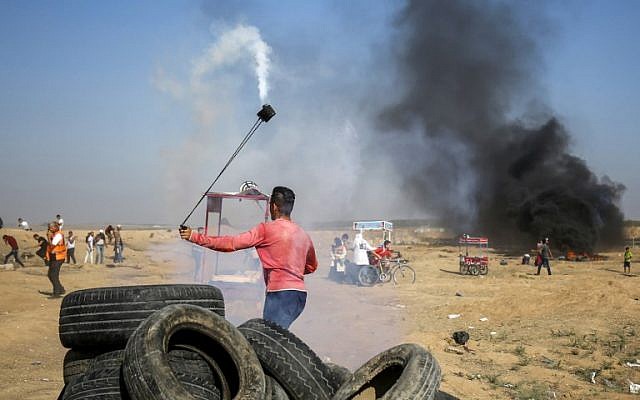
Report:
159,1,624,252
375,0,625,251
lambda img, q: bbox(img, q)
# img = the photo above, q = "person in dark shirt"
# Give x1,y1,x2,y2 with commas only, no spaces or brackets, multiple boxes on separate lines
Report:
3,235,25,267
536,238,553,275
105,225,115,245
33,234,49,265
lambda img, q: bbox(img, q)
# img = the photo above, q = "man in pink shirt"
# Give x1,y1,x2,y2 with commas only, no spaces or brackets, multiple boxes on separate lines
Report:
180,186,318,329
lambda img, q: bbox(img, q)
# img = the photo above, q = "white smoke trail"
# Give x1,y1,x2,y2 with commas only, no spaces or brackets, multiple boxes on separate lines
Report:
192,24,271,103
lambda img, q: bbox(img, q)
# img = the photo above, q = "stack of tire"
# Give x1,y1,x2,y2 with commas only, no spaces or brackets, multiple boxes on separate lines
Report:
57,284,449,400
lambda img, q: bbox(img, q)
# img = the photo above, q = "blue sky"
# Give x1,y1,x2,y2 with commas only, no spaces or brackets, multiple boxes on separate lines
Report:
0,0,638,227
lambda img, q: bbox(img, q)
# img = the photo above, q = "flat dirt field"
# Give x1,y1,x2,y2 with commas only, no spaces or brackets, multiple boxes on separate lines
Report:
0,227,638,399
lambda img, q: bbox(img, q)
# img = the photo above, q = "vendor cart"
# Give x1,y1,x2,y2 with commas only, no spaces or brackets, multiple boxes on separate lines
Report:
458,234,489,276
196,183,269,324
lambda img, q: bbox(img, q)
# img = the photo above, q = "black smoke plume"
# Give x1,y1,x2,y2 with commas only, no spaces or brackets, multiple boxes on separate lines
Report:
379,0,624,252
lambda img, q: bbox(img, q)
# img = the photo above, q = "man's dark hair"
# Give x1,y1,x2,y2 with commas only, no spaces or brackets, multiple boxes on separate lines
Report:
271,186,295,216
383,240,391,246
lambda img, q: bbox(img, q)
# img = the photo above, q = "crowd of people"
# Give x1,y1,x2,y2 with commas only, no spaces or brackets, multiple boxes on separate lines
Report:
328,232,399,284
0,214,126,297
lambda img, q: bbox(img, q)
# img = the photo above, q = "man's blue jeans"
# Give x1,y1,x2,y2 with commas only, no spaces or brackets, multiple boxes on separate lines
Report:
114,244,124,263
96,245,104,264
263,290,307,329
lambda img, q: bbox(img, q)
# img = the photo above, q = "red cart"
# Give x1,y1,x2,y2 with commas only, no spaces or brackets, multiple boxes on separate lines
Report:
458,234,489,275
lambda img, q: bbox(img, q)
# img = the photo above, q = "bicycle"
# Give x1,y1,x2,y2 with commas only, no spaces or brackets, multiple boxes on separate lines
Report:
358,258,416,286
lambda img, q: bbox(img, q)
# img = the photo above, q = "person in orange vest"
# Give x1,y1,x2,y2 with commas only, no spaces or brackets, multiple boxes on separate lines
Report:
40,221,67,296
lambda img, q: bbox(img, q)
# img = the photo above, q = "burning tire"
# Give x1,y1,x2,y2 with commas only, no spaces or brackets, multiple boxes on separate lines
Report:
332,344,441,400
59,284,225,350
122,304,264,400
238,318,335,400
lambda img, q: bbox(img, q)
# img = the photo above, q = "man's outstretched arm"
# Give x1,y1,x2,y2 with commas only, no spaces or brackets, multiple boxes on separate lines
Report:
180,224,265,252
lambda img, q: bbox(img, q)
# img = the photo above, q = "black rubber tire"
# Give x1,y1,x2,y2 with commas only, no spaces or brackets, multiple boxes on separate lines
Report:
170,343,232,400
468,264,479,276
478,264,488,275
62,351,127,400
64,349,221,400
325,362,352,392
357,266,378,287
265,375,290,400
123,304,264,400
63,349,103,384
332,343,441,400
238,318,334,400
59,284,225,349
392,265,416,285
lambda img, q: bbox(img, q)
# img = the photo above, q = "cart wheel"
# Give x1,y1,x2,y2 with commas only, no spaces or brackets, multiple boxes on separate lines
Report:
469,264,479,276
478,264,488,275
459,264,469,275
393,265,416,285
358,266,378,287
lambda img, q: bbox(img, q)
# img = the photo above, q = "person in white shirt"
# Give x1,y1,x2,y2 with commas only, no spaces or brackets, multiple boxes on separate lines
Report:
352,232,376,266
84,232,94,264
95,229,106,264
56,214,64,229
66,231,76,264
18,218,30,231
349,232,382,284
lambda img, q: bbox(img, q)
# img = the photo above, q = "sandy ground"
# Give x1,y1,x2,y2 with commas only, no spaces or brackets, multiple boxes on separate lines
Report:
0,227,638,399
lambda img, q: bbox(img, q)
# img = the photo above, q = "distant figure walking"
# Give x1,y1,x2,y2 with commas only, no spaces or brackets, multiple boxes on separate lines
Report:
33,234,49,265
66,231,76,264
623,246,632,275
18,218,30,231
113,225,124,263
84,231,94,264
95,229,106,264
3,234,25,267
56,214,64,229
43,221,66,296
536,238,553,275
